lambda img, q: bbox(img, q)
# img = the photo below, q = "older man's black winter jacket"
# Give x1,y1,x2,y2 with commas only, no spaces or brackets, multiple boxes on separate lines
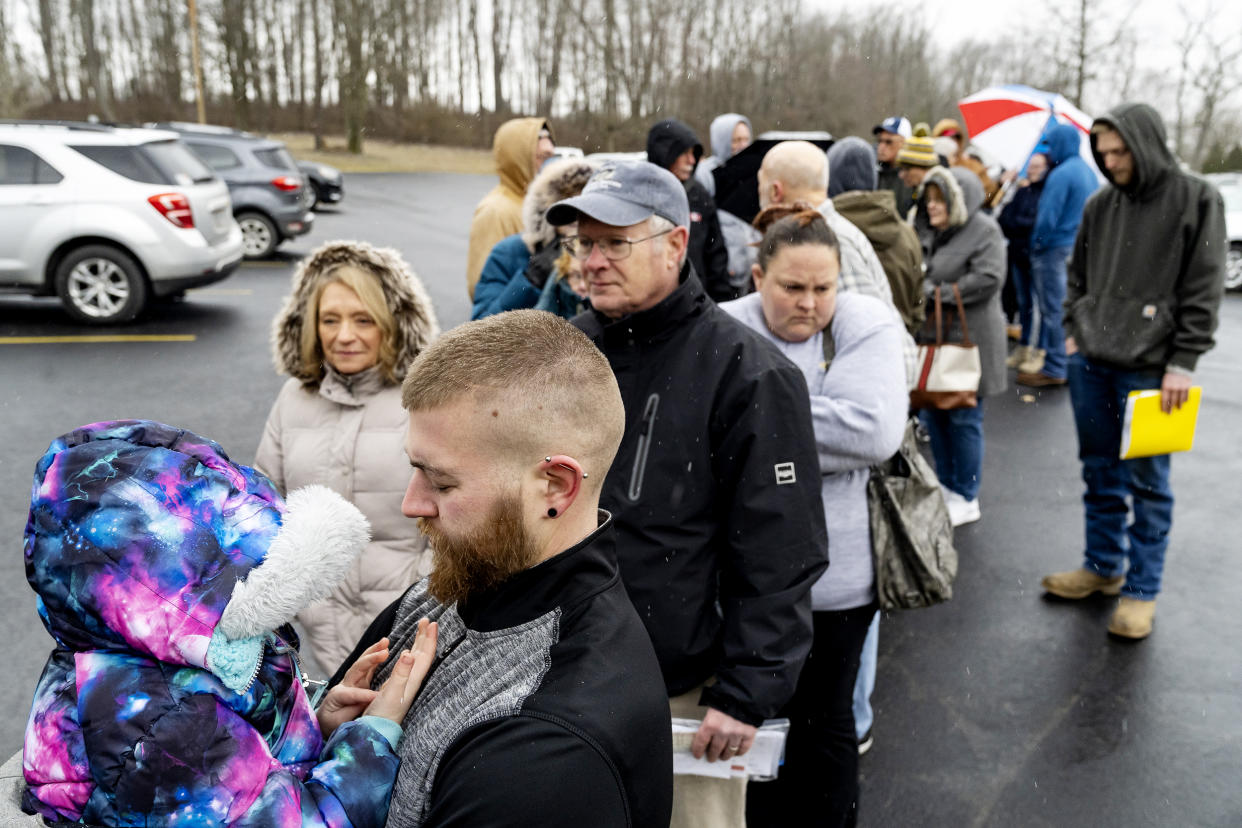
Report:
574,268,828,726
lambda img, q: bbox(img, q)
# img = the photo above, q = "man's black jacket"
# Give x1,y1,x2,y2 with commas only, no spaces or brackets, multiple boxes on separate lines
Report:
573,269,828,725
332,516,672,828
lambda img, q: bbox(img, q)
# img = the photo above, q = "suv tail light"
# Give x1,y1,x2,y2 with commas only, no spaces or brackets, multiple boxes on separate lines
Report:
148,193,195,229
271,176,301,192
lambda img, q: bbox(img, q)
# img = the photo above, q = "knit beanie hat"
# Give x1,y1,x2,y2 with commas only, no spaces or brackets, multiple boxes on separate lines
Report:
827,137,878,196
897,135,938,167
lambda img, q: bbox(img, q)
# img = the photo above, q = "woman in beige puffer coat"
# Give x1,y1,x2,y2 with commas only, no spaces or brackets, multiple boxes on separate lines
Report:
255,240,439,673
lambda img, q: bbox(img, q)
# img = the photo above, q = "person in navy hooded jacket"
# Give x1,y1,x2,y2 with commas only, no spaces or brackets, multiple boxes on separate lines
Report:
1017,122,1100,387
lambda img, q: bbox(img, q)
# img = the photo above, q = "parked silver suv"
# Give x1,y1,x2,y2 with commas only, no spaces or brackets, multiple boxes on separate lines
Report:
0,121,244,323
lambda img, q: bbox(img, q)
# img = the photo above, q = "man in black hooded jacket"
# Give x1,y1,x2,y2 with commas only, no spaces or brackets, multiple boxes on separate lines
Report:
1041,103,1226,640
646,118,735,302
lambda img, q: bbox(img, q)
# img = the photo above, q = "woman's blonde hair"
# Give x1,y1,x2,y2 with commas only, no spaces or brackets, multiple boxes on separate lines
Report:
298,264,400,385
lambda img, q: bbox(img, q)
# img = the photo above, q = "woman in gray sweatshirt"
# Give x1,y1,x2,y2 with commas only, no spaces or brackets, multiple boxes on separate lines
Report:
721,205,907,828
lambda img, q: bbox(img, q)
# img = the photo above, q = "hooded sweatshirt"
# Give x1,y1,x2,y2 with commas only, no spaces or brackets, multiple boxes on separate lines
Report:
694,113,752,197
466,117,552,298
1065,103,1226,372
1031,123,1099,252
21,420,398,827
829,137,926,334
646,118,734,301
258,241,440,672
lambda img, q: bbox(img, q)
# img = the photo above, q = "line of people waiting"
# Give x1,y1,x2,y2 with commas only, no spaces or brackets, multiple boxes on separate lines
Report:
13,101,1225,828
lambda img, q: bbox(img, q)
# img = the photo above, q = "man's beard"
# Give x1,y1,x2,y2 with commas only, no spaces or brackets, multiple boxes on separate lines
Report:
419,494,541,606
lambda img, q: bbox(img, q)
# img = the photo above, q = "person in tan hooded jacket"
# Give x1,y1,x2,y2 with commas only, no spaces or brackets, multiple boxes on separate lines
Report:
256,240,440,672
465,117,555,298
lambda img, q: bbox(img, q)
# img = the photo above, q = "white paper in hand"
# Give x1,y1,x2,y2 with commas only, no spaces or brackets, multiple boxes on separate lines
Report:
670,718,790,781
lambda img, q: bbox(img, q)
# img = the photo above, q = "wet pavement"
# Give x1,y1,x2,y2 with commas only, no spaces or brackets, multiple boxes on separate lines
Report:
2,173,1239,826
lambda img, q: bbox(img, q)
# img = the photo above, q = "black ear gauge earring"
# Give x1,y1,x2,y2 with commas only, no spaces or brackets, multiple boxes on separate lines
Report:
547,508,558,518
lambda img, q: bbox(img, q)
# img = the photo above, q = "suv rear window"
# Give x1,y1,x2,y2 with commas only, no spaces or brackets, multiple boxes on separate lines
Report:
70,140,215,185
254,147,298,171
187,142,243,171
0,145,64,185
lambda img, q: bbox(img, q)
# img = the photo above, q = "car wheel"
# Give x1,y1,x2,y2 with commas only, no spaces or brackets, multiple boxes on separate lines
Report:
54,245,148,324
237,211,279,259
1226,243,1242,292
306,184,320,211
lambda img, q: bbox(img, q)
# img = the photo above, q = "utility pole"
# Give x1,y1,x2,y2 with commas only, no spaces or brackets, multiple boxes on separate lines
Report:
189,0,207,123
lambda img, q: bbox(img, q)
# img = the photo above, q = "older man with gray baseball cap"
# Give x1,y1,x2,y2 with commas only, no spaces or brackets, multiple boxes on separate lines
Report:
551,161,829,828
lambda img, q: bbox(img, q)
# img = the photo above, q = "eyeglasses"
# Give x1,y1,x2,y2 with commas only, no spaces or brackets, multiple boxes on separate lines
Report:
876,136,901,146
562,228,673,261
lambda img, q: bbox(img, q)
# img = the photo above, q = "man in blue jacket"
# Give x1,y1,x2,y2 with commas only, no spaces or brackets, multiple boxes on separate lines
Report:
1017,122,1099,386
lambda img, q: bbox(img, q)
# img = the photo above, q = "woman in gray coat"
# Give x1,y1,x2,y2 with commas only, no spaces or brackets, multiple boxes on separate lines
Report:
917,166,1008,527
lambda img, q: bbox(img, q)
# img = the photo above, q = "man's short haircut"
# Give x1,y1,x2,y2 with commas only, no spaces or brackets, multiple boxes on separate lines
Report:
402,310,625,485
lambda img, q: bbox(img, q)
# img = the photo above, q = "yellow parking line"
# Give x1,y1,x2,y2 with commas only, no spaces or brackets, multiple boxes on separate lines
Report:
240,261,288,269
187,288,253,296
0,335,197,344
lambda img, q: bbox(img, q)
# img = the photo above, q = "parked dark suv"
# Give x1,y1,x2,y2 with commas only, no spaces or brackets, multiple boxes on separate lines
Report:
153,123,314,259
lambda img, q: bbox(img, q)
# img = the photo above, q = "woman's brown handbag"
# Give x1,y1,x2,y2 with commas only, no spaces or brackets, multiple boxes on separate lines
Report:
909,283,981,410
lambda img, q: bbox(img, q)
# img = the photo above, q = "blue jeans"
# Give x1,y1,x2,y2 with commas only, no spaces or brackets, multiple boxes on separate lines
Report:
1009,254,1036,346
1067,353,1174,599
1031,245,1072,378
852,611,879,740
919,403,985,501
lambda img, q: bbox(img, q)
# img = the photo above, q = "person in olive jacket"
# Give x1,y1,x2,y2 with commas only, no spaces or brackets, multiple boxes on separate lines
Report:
646,118,735,302
1041,103,1226,640
549,160,828,828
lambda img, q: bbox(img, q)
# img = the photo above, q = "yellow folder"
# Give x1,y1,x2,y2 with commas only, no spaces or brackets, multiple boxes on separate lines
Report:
1119,386,1202,460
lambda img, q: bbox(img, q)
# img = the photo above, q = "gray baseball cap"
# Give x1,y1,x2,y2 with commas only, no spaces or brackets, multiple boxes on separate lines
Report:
546,160,690,229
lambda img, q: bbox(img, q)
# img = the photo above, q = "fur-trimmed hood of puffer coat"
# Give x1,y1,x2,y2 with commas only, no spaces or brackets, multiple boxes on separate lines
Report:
922,165,971,229
272,240,440,387
520,157,597,252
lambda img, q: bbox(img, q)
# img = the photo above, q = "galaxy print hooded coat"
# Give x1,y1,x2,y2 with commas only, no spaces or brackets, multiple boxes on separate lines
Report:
21,420,403,827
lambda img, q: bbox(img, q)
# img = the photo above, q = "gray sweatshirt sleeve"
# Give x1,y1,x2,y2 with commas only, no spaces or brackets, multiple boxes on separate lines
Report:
812,295,908,474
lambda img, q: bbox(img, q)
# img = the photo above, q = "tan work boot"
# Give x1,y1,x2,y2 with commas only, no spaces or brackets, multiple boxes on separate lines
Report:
1108,597,1156,639
1006,345,1033,369
1017,347,1046,375
1041,568,1124,599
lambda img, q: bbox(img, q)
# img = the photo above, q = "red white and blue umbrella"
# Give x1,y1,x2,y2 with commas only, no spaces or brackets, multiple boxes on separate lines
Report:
958,84,1103,179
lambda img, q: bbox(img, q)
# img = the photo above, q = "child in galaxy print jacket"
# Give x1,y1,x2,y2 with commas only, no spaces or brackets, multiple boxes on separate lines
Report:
20,420,437,827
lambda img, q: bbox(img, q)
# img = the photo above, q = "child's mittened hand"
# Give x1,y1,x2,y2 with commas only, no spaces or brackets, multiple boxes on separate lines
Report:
366,618,439,724
316,638,390,737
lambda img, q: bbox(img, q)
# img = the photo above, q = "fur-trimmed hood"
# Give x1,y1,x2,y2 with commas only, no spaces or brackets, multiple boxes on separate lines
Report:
521,157,597,252
922,165,971,229
272,240,440,387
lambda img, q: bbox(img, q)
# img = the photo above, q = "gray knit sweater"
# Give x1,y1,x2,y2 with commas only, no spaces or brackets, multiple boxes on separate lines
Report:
721,292,907,610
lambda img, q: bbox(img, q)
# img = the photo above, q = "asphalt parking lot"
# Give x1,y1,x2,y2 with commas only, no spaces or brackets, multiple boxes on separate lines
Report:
2,172,1240,826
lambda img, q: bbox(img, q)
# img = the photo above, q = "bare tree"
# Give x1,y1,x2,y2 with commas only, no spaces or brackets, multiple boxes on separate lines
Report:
333,0,371,152
1047,0,1139,111
36,0,64,103
0,0,14,114
312,0,326,148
